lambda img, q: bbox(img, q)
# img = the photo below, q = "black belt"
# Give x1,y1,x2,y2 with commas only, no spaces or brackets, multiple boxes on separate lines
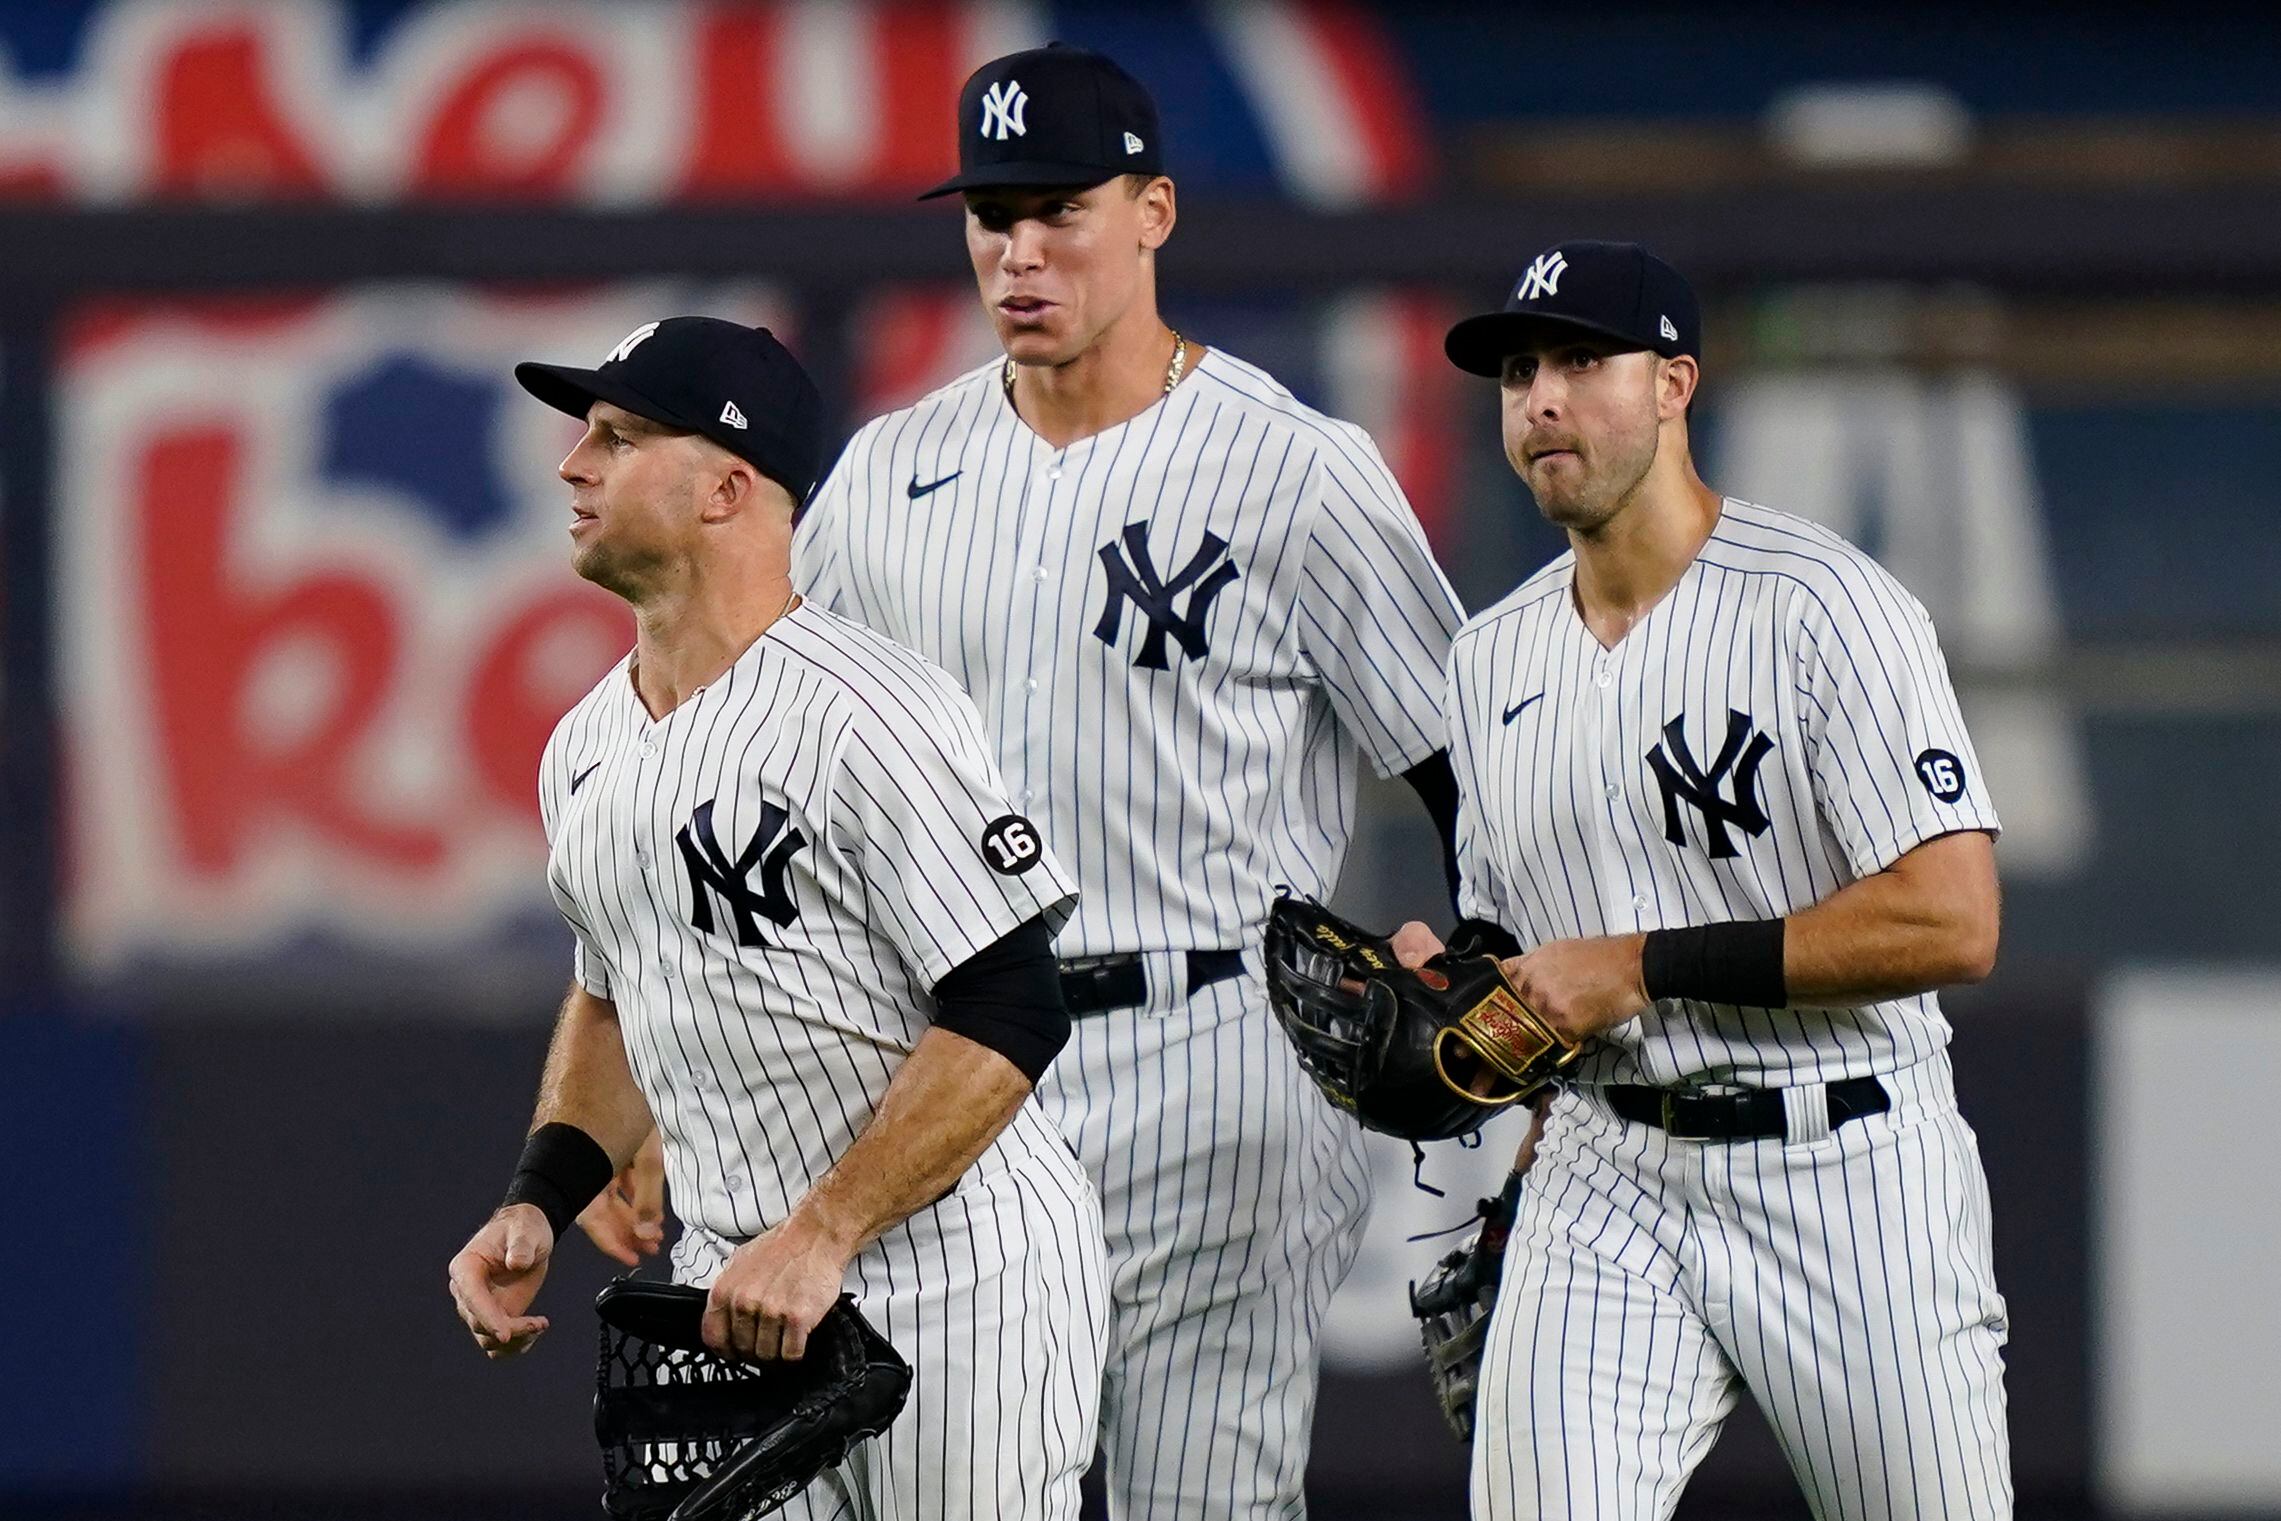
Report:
1603,1075,1890,1142
1058,949,1245,1017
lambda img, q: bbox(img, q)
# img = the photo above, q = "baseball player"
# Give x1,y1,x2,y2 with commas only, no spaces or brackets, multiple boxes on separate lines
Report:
792,45,1467,1520
1400,242,2011,1518
444,316,1108,1520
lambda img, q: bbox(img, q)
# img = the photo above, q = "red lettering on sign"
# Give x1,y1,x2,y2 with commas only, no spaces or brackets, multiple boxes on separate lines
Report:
152,27,325,197
682,8,791,197
141,429,443,874
414,42,607,197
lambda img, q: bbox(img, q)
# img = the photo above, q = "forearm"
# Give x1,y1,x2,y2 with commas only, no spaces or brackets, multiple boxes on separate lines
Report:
1783,864,1997,1005
529,983,654,1168
789,1026,1033,1255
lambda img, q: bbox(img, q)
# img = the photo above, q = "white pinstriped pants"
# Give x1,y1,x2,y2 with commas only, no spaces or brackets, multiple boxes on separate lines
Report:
1472,1056,2012,1521
675,1117,1108,1521
1037,965,1376,1521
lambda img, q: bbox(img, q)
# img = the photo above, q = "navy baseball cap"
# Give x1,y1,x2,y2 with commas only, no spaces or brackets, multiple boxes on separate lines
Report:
920,44,1163,199
515,317,825,501
1445,241,1701,377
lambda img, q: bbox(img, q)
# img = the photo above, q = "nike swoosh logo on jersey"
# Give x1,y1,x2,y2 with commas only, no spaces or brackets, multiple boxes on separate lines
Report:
906,470,961,500
1502,693,1545,725
570,762,600,794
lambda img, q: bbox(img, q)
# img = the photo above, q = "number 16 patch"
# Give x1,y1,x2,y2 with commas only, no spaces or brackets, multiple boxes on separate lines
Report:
1913,748,1968,803
981,814,1044,874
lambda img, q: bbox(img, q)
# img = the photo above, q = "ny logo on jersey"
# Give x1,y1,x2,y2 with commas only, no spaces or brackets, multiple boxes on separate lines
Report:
980,79,1028,140
1093,522,1242,670
674,798,807,947
1646,710,1774,860
1513,250,1568,302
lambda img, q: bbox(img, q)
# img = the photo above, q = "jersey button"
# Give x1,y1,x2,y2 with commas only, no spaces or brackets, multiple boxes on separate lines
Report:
639,738,656,758
1048,466,1063,482
1632,893,1650,912
1594,669,1612,689
635,848,652,872
723,1170,748,1196
1033,564,1049,582
1024,677,1039,693
1604,783,1620,801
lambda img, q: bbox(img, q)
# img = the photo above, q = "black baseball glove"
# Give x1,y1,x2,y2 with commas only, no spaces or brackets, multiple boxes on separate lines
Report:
593,1281,912,1521
1263,892,1581,1141
1409,1169,1526,1443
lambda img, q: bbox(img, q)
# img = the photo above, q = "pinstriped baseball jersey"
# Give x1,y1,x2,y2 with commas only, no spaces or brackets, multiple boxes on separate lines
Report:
1447,497,2002,1087
792,349,1464,957
537,599,1078,1245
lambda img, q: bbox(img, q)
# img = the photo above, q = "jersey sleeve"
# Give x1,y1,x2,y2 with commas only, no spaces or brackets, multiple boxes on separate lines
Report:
825,662,1078,989
1446,648,1529,935
791,438,854,613
538,716,614,1001
1294,423,1467,777
1793,563,2003,881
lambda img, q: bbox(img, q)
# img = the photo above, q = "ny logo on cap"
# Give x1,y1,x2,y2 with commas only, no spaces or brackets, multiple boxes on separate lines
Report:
980,79,1028,141
605,321,660,365
719,401,747,429
1514,252,1568,302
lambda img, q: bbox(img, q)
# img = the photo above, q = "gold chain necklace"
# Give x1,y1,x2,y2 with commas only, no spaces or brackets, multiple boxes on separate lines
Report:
1003,329,1188,399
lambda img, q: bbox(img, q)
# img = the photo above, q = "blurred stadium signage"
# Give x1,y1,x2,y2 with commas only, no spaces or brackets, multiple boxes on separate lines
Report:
50,286,793,974
0,2,1424,207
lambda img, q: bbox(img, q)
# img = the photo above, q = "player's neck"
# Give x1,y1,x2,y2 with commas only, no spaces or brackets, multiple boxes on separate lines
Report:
1007,313,1197,450
626,551,797,719
1567,466,1724,650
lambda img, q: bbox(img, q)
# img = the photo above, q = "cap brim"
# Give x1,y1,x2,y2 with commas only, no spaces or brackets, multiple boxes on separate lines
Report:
918,161,1127,200
1443,312,1659,377
512,362,699,434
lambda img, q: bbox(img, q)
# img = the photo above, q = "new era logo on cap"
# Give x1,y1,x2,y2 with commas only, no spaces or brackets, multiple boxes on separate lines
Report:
1661,315,1679,342
719,401,747,430
1124,131,1144,154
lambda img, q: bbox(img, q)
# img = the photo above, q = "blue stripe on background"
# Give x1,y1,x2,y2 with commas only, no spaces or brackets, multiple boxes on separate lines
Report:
0,1004,141,1487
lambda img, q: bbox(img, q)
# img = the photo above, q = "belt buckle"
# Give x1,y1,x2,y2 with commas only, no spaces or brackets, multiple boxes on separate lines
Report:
1657,1080,1722,1139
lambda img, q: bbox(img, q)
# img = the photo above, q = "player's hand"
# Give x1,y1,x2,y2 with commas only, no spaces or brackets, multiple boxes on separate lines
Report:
578,1128,666,1267
702,1210,855,1362
1500,933,1650,1044
447,1203,555,1360
1390,921,1445,969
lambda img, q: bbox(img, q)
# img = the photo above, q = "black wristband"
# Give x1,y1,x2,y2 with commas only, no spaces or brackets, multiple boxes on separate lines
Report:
501,1122,616,1242
1445,916,1522,962
1640,919,1787,1008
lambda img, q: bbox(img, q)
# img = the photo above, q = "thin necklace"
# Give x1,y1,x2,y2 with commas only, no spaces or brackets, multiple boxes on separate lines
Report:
1003,328,1188,400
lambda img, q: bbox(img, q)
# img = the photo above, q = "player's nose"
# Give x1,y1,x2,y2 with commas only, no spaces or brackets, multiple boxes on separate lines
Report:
1001,219,1047,272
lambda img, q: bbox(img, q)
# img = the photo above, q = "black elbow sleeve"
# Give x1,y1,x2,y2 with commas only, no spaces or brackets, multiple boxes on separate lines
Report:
931,915,1071,1084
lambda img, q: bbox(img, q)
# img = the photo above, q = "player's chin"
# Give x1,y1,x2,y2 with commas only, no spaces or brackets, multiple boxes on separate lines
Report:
994,317,1077,366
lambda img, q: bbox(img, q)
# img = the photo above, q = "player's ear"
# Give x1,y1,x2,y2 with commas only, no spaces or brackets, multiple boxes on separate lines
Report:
1657,355,1699,422
698,455,755,524
1135,175,1176,252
